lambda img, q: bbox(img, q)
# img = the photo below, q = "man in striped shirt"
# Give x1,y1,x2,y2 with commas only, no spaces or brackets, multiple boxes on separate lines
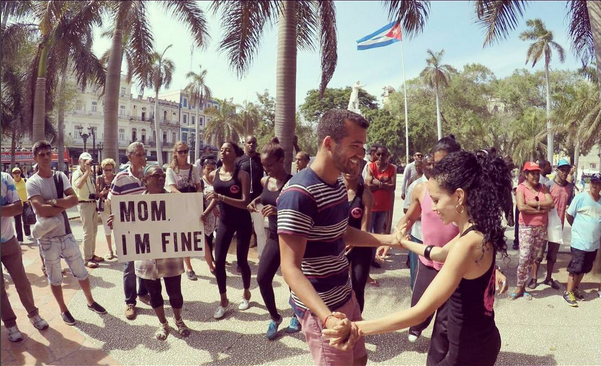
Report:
278,109,398,366
107,142,149,320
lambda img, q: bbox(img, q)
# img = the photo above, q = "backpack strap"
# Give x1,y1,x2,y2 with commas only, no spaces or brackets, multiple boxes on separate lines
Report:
53,172,72,235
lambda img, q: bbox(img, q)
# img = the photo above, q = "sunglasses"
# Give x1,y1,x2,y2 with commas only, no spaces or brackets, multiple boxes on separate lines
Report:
12,171,21,174
415,154,423,157
177,150,189,155
103,168,113,172
148,173,166,179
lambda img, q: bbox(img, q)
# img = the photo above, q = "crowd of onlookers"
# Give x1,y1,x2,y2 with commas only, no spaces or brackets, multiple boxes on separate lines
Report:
2,109,600,366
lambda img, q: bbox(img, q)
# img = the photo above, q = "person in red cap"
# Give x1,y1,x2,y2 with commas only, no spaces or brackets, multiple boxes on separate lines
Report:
509,162,554,300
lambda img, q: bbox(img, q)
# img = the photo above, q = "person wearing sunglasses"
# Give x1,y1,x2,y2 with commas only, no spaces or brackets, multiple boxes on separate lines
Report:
96,158,117,260
10,167,33,244
165,141,202,281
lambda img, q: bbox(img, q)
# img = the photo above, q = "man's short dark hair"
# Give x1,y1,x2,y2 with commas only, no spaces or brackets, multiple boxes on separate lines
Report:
317,109,369,144
432,134,461,154
32,140,52,157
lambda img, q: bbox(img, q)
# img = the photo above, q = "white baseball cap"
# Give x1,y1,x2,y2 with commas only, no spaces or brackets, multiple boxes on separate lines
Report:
79,152,93,161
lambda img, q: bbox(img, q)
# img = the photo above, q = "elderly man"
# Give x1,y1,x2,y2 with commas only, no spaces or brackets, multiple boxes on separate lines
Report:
401,151,423,200
294,152,311,173
72,152,102,268
107,142,150,320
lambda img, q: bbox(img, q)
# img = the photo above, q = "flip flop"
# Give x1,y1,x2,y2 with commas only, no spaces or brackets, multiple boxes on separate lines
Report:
368,278,380,287
523,292,533,300
508,292,533,301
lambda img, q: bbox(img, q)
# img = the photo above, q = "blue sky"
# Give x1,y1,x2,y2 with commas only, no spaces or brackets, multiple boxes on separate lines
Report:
92,1,582,107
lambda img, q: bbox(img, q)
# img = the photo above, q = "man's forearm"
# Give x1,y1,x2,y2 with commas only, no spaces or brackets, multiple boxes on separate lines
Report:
344,226,396,247
282,267,330,322
0,202,22,217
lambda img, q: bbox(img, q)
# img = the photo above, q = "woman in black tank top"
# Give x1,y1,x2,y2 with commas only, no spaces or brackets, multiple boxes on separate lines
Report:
204,141,252,320
247,137,298,339
325,150,512,366
342,162,374,312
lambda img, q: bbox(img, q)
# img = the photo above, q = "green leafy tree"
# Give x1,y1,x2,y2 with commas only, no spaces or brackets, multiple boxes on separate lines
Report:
204,98,243,146
300,87,378,124
520,18,565,162
419,49,457,139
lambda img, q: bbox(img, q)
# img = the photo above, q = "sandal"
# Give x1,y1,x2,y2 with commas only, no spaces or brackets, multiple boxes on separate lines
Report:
368,278,380,287
155,321,169,340
508,291,533,301
175,318,190,337
527,278,537,289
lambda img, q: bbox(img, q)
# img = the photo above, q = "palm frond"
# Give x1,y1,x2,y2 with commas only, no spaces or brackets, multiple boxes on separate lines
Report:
550,41,566,63
525,42,543,67
211,0,278,77
0,23,38,66
1,0,34,21
566,0,593,66
161,0,210,49
475,0,530,47
127,2,154,87
317,0,337,98
383,0,430,39
296,0,317,52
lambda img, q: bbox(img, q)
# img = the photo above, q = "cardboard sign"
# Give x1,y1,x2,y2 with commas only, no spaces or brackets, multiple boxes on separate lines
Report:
111,193,204,262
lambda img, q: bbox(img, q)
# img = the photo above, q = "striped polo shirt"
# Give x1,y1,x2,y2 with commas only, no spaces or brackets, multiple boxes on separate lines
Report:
108,167,145,200
277,168,351,312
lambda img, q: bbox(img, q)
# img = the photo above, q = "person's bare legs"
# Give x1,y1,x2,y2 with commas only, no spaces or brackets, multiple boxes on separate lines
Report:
78,278,96,306
153,305,167,324
105,235,113,256
50,285,68,313
566,273,584,293
220,292,229,307
243,288,251,301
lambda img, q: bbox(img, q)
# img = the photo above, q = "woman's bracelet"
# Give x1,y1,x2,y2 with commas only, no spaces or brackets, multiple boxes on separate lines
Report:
323,314,334,329
424,245,434,261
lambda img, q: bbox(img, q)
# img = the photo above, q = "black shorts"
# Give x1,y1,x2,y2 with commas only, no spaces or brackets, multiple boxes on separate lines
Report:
566,247,598,275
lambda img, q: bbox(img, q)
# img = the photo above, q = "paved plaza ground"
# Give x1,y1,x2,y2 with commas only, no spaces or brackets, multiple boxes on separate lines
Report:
2,177,600,366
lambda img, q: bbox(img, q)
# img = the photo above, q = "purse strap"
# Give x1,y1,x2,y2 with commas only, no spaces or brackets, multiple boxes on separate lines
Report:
53,172,72,235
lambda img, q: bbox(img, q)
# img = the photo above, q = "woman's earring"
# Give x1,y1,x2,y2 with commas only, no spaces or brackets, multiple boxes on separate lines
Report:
455,203,465,214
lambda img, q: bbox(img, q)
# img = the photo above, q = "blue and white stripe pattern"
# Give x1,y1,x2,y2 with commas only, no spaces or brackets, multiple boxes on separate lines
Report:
357,21,401,50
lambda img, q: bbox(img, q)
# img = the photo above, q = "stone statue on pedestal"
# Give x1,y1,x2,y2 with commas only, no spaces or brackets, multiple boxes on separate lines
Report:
347,81,365,114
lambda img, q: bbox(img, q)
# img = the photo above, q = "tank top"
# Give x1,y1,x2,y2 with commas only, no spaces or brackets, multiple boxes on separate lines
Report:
445,226,499,365
212,167,250,224
260,175,292,240
420,186,460,270
348,183,365,229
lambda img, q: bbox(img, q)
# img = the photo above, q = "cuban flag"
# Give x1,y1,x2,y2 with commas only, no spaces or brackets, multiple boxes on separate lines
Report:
356,21,402,50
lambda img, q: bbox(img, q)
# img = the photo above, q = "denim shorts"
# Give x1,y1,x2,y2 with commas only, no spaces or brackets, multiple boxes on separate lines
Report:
38,233,89,286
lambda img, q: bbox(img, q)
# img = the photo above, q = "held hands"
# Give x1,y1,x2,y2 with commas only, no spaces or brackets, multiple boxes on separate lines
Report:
261,204,277,217
247,201,258,213
321,312,360,351
206,191,217,202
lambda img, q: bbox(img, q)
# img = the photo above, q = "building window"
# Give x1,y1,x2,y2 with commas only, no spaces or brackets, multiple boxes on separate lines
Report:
91,101,97,112
172,132,176,142
120,87,126,97
119,128,125,141
199,117,204,126
182,132,187,142
76,100,83,111
163,132,167,144
131,128,137,142
192,116,195,125
591,163,597,170
120,105,126,116
141,129,146,144
163,110,167,121
183,98,188,107
183,115,187,124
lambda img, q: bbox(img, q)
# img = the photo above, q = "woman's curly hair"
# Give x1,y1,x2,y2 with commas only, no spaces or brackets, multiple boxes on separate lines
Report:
431,150,513,257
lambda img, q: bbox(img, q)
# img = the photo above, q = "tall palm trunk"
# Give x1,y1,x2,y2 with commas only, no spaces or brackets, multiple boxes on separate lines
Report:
587,1,601,102
194,96,200,162
10,128,17,170
57,62,68,172
573,139,580,173
32,43,50,142
545,62,553,163
435,82,442,140
275,0,298,173
103,27,124,162
153,88,163,166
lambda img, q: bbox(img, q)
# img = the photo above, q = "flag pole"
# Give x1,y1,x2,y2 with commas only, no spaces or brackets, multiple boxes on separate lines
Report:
400,38,409,166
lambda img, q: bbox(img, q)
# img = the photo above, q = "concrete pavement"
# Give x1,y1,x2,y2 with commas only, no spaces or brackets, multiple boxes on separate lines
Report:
2,177,600,365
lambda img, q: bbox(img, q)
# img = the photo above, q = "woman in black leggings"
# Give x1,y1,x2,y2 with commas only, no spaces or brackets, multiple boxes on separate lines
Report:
203,141,252,319
343,161,374,312
247,137,297,340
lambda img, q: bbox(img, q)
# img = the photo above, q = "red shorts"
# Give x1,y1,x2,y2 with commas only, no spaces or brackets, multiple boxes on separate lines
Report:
299,293,367,366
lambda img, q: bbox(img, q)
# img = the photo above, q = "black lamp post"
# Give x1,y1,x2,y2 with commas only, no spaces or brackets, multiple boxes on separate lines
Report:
88,126,96,161
97,142,103,161
77,126,90,152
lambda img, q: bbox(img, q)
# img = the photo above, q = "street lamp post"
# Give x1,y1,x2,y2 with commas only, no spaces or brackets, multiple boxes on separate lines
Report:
88,126,96,161
78,126,90,152
97,142,103,161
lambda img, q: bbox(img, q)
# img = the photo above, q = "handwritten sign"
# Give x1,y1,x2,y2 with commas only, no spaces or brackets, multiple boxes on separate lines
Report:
111,193,204,262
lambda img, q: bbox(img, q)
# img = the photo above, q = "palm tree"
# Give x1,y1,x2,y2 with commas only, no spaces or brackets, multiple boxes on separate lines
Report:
183,65,212,162
30,1,104,143
142,45,174,166
520,19,565,162
103,1,209,162
239,101,261,137
203,98,243,146
511,109,547,163
476,0,601,103
419,49,457,139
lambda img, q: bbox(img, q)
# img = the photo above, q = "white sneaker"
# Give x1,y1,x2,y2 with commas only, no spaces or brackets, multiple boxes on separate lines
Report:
214,305,228,319
238,298,250,310
408,331,420,343
30,314,49,330
26,235,34,242
6,325,23,342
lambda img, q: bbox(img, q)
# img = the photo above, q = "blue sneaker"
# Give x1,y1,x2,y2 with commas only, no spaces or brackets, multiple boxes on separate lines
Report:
285,316,301,333
266,317,283,340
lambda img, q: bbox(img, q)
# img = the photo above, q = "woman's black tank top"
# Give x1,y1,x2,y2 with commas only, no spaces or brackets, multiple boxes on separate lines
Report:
445,226,500,365
260,175,292,240
347,183,365,229
213,167,250,224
